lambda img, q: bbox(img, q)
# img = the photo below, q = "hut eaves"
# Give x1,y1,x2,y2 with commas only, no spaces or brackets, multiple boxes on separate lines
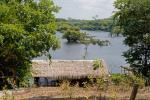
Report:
32,60,109,80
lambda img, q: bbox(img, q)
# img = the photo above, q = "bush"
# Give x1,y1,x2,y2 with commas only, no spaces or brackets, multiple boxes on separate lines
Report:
92,59,103,70
110,74,145,86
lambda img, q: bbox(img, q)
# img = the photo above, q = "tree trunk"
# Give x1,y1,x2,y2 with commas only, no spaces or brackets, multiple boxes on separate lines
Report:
130,84,139,100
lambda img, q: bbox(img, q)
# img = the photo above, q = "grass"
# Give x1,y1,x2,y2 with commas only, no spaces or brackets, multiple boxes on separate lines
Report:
11,85,150,100
1,74,149,100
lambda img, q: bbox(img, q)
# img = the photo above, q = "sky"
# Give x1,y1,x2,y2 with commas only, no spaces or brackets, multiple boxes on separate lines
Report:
53,0,116,20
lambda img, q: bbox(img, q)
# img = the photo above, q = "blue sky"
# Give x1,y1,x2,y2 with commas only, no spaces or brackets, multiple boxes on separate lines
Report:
53,0,115,20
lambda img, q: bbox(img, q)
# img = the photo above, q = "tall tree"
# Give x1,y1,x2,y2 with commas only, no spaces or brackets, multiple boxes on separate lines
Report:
114,0,150,82
0,0,60,88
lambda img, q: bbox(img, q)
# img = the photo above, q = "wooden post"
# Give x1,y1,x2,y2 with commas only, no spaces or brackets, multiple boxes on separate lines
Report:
130,84,139,100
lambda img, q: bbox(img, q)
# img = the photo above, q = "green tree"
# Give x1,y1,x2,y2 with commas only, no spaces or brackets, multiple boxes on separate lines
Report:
61,25,109,46
111,26,123,35
114,0,150,82
62,29,86,43
0,0,60,89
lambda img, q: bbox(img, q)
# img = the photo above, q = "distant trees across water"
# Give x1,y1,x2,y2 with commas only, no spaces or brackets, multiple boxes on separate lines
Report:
56,18,109,46
56,18,114,32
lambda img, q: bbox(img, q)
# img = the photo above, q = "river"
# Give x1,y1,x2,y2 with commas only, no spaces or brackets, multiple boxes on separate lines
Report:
36,31,128,73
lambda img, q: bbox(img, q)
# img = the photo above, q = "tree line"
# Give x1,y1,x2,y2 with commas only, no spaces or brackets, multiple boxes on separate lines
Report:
57,17,113,32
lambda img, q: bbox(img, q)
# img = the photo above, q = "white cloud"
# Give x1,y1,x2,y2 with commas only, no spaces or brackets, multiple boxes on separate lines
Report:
53,0,115,19
73,0,113,10
74,0,97,10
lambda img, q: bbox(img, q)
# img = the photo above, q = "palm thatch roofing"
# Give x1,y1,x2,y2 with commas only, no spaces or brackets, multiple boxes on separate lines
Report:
32,60,109,80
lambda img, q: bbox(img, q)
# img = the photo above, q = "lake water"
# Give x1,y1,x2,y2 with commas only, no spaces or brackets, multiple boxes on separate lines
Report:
36,31,128,73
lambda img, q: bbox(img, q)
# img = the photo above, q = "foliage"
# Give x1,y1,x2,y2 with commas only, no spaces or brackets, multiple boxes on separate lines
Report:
114,0,150,82
0,0,60,89
58,19,109,47
111,26,123,36
96,76,107,90
56,18,79,32
66,18,113,32
110,74,145,86
92,59,103,70
57,18,123,36
110,74,125,85
62,29,86,43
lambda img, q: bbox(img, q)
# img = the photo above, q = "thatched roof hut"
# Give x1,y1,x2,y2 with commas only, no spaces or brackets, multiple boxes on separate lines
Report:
32,60,109,80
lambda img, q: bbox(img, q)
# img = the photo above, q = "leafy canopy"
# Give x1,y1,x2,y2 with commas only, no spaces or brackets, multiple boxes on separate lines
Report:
0,0,60,88
114,0,150,81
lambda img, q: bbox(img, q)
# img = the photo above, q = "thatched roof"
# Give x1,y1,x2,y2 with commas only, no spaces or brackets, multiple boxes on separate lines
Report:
32,60,109,80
